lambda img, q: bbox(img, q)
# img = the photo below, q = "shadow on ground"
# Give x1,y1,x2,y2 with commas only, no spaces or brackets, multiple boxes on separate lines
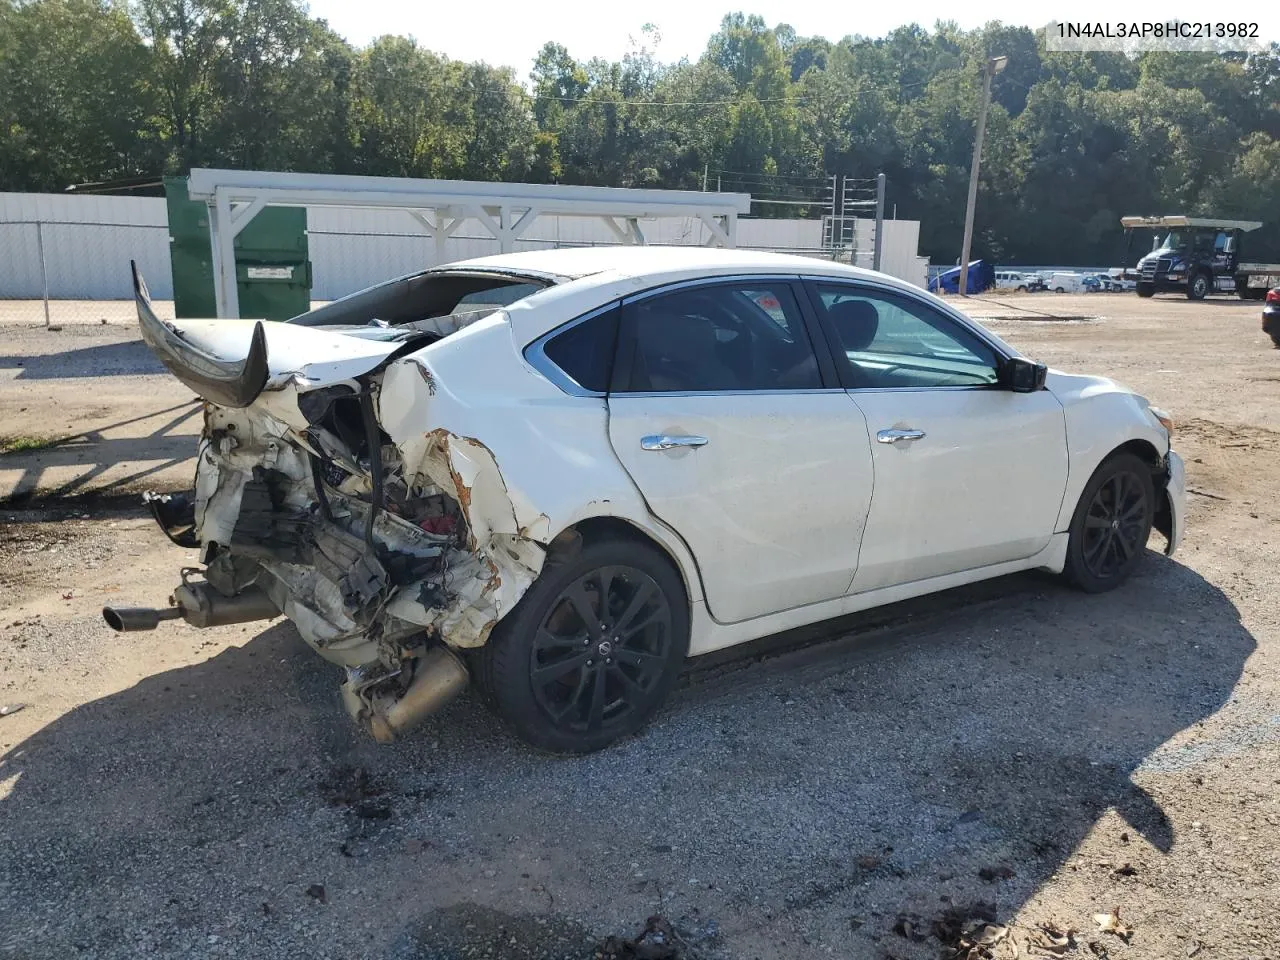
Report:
0,553,1253,959
0,340,165,379
0,400,198,503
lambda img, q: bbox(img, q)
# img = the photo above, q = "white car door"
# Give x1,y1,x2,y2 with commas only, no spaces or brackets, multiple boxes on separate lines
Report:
606,278,875,624
804,280,1069,594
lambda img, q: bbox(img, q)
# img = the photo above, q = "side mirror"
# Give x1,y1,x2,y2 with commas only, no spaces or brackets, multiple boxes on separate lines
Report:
1001,357,1047,393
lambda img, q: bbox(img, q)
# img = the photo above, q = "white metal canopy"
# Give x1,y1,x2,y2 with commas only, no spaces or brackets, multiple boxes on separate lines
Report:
185,168,753,318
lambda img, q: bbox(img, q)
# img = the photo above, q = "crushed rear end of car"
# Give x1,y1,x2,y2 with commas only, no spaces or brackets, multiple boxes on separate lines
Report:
106,265,553,741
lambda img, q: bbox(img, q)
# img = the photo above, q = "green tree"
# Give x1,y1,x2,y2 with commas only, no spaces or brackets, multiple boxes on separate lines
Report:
0,0,162,190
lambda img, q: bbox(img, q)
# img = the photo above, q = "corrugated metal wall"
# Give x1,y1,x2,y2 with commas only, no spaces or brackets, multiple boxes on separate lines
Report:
0,193,172,298
0,192,924,302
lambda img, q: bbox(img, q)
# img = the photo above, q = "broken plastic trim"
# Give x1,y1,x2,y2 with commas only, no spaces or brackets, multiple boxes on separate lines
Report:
359,388,385,548
132,260,270,408
143,490,199,548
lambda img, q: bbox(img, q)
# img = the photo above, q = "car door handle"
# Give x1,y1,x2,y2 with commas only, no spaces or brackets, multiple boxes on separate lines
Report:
876,428,926,444
641,434,709,451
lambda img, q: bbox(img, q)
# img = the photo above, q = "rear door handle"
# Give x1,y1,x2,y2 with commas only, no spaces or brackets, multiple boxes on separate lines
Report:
641,434,709,451
876,428,926,444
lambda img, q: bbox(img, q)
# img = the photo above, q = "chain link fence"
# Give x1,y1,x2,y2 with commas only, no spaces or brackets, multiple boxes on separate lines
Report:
0,219,175,328
0,211,924,329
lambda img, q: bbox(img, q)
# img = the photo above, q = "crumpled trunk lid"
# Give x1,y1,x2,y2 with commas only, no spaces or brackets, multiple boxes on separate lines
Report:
132,261,403,407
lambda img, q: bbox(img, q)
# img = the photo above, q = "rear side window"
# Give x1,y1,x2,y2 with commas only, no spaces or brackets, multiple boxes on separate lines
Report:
615,282,822,393
541,308,619,393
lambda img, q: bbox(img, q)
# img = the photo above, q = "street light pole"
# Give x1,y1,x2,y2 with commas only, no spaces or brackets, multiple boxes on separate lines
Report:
958,55,1006,296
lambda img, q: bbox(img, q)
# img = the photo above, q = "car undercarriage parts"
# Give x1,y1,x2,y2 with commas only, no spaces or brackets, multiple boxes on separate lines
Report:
342,645,471,742
103,580,279,632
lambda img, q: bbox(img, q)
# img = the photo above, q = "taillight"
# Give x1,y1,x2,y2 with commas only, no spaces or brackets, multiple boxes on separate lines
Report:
1267,288,1280,304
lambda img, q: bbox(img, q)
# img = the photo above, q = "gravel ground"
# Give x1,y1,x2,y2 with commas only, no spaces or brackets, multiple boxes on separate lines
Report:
1,292,1278,959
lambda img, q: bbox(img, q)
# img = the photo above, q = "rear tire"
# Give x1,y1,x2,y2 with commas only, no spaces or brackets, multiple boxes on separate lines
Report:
477,536,689,754
1063,453,1155,593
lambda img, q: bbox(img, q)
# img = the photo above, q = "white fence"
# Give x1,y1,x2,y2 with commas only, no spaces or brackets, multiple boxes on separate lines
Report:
0,192,927,320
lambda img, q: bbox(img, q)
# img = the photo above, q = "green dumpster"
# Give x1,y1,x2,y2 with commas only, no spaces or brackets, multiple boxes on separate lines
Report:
164,176,313,320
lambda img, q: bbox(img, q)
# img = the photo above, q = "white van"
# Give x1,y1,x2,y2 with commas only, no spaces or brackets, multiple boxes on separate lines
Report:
1049,272,1085,293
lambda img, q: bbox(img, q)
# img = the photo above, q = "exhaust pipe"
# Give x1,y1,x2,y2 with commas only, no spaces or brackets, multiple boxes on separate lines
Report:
103,582,278,632
171,582,278,628
102,606,182,632
365,646,469,743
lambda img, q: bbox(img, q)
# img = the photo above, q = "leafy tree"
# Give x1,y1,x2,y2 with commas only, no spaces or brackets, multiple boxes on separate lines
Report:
0,0,162,190
4,0,1280,265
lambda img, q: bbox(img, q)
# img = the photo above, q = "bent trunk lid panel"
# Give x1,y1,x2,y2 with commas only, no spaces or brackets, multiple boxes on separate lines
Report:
133,262,401,407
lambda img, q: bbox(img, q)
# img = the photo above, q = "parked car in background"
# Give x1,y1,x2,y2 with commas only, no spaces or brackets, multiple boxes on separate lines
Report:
1049,272,1086,293
1263,287,1280,348
1082,275,1103,292
115,247,1185,753
994,271,1034,292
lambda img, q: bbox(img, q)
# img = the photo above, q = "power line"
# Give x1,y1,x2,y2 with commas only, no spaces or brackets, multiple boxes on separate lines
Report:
535,94,814,107
712,168,829,183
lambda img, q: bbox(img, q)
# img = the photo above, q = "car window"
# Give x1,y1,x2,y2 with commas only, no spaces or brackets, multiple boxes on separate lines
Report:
540,308,619,393
455,283,543,308
615,282,822,393
811,283,999,389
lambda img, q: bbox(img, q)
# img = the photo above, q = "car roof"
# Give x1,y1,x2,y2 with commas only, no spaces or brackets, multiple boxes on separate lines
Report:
450,245,910,283
446,246,926,342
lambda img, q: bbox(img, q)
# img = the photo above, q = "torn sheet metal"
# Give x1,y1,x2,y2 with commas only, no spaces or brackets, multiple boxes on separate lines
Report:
191,371,544,657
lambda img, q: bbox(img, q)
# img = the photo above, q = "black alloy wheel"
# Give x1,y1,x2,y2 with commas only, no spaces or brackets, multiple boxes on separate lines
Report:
1064,452,1155,592
528,565,673,734
476,536,689,753
1079,471,1148,579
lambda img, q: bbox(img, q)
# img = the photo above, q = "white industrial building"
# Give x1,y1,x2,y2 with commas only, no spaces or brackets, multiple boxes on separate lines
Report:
0,181,927,307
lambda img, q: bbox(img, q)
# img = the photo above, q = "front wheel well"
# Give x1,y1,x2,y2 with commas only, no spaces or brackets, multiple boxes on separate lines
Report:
1109,438,1163,473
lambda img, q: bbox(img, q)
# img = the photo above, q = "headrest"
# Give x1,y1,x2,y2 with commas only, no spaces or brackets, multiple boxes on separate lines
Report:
827,299,880,352
638,303,722,355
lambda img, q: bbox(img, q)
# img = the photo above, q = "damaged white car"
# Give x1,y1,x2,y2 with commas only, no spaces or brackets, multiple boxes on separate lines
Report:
109,248,1186,753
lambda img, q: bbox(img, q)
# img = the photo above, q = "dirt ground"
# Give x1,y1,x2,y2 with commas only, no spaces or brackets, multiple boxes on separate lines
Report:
1,292,1278,959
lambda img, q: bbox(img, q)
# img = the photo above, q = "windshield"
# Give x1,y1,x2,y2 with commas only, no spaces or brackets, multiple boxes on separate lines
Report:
1156,231,1186,252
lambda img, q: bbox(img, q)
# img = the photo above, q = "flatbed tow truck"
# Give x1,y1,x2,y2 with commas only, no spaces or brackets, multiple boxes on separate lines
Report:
1120,215,1280,300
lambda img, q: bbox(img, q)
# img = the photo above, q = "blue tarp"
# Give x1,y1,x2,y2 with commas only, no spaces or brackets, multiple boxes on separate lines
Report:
928,260,994,294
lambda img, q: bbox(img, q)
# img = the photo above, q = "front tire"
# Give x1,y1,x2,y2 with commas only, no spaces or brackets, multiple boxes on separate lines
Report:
1063,453,1156,593
1136,283,1155,298
1187,272,1210,300
477,536,689,753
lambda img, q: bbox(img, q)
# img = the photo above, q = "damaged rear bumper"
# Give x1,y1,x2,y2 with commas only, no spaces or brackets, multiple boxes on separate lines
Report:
125,273,549,740
181,388,546,737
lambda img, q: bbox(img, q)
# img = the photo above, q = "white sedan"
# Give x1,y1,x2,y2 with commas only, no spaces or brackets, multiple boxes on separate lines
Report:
115,248,1185,753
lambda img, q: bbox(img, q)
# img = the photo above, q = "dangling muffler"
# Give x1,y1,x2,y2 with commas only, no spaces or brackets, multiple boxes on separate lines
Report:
103,581,279,632
347,646,470,743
